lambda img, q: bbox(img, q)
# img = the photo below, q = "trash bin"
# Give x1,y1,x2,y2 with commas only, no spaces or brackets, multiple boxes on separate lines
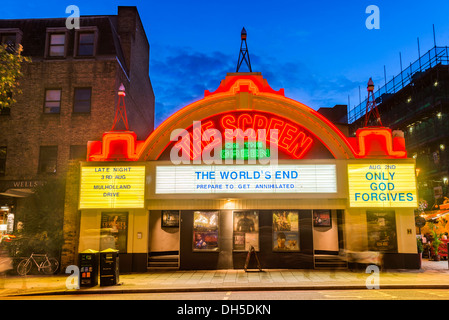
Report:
99,248,119,286
78,249,99,287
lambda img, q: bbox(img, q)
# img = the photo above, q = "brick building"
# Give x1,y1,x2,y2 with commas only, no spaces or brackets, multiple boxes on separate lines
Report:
0,7,155,242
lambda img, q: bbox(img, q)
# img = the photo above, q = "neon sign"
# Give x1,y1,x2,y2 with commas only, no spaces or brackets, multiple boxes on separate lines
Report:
221,142,270,160
170,111,314,161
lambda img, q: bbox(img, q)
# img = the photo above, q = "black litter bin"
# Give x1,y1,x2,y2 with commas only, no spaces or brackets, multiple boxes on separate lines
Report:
100,248,119,286
78,249,99,287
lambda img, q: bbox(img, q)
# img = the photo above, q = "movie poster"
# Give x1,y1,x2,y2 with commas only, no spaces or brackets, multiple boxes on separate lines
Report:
272,211,299,251
100,212,128,253
161,210,180,227
366,210,397,252
233,211,259,251
193,211,219,251
313,210,332,227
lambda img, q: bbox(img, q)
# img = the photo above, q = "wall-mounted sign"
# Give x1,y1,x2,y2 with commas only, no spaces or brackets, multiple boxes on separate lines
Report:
155,164,337,194
79,166,145,209
0,180,45,192
348,163,417,208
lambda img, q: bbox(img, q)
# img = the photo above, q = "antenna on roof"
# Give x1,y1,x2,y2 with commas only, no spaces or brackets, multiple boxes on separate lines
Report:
111,83,129,131
364,78,383,127
236,27,252,72
433,24,437,47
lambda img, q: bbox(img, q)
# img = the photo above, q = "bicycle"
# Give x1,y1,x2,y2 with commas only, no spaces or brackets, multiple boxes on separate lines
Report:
17,253,59,276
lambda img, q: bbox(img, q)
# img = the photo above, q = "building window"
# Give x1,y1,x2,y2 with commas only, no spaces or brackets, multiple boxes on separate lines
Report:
44,89,62,113
48,33,66,57
1,33,17,53
0,147,6,176
76,32,95,56
73,88,92,113
69,145,87,160
0,29,22,53
38,146,58,174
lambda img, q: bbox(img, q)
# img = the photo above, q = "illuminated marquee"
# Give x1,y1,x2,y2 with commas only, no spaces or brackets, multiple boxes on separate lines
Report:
155,164,337,194
79,166,145,209
170,111,315,160
348,163,417,208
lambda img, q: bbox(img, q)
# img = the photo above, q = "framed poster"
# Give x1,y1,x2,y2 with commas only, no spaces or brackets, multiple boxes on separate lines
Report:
313,210,332,227
100,212,128,253
161,210,180,228
233,211,259,251
366,210,397,252
193,211,219,251
272,211,299,251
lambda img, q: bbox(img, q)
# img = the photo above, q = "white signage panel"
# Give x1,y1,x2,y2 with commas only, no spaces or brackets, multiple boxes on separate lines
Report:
155,165,337,194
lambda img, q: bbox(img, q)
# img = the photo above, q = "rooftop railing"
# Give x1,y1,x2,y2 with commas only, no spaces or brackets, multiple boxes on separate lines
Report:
348,46,449,124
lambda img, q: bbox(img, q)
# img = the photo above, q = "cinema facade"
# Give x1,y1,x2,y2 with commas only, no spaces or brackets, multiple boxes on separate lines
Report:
61,73,420,272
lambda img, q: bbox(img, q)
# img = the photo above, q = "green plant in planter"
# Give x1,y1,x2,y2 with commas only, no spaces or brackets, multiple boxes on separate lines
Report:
417,238,424,253
430,226,441,260
432,239,441,260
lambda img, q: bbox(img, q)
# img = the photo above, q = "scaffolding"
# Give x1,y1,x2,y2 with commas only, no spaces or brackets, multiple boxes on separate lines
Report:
348,46,449,124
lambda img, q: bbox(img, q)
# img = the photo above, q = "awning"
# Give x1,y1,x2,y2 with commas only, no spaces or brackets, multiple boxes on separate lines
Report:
0,188,34,198
423,209,449,221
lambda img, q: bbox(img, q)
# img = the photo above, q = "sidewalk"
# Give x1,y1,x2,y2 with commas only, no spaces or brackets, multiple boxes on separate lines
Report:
1,259,448,297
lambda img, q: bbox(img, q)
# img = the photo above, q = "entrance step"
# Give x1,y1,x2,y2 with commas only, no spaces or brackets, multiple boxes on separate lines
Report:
314,254,348,270
148,254,179,270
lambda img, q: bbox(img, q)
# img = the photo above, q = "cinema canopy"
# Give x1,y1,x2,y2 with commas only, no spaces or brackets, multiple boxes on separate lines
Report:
66,73,419,272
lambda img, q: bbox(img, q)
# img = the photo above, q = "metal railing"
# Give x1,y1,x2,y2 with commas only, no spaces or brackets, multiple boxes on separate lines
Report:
348,46,449,124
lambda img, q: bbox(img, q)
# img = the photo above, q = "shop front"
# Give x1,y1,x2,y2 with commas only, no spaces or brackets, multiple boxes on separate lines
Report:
66,73,420,272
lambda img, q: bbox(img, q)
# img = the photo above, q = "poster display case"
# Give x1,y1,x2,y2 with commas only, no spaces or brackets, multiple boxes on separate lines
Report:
272,211,299,251
313,209,332,227
100,212,128,253
233,211,259,251
193,211,219,251
366,210,397,252
161,210,180,228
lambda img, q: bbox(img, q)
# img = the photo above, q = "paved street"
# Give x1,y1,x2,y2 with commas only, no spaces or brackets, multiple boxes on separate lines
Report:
2,289,449,300
0,259,447,299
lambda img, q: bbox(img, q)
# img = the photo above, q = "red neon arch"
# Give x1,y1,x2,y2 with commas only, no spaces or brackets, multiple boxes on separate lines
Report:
85,74,408,161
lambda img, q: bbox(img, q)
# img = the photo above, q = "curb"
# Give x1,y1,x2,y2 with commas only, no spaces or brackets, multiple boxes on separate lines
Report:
10,283,449,297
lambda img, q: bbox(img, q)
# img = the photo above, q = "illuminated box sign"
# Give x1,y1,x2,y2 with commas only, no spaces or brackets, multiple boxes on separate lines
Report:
221,142,270,160
348,163,417,208
79,166,145,209
155,164,337,194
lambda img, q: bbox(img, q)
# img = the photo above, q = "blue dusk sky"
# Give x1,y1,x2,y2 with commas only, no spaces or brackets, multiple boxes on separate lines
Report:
2,0,449,127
